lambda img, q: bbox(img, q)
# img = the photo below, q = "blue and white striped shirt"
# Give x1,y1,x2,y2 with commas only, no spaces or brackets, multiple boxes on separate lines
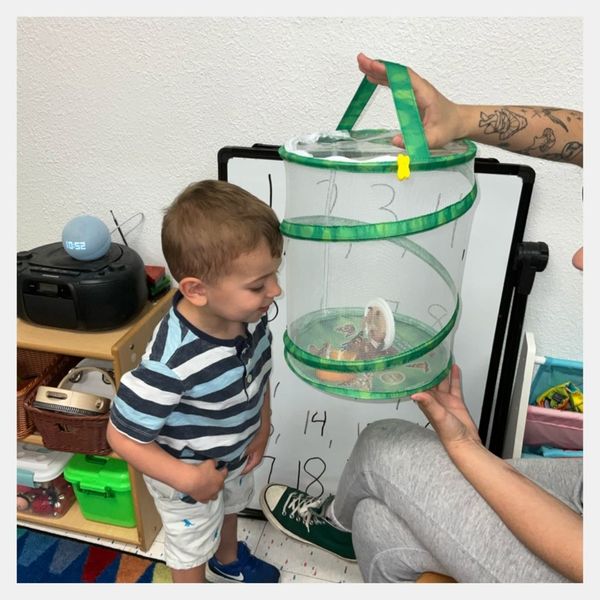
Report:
110,291,272,465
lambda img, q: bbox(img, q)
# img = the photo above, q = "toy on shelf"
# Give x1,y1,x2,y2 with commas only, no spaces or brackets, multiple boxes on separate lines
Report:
535,381,583,413
17,442,76,517
17,475,75,517
145,265,172,300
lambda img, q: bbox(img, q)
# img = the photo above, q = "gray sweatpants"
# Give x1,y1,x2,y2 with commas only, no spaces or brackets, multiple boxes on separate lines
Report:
333,419,583,583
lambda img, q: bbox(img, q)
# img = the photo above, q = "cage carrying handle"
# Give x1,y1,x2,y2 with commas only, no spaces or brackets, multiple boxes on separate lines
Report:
336,61,431,162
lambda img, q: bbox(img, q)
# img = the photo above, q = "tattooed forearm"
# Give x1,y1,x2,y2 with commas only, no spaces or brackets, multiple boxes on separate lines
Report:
475,107,583,165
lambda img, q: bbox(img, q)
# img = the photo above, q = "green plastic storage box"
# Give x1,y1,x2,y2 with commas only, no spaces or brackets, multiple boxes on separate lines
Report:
64,454,136,528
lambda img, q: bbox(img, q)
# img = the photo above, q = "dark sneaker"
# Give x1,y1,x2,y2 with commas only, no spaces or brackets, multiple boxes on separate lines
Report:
260,484,356,561
206,541,280,583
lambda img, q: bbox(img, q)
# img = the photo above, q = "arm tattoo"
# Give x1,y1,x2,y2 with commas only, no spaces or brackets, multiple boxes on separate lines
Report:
525,128,556,154
479,108,528,140
543,142,583,162
479,107,582,163
528,107,582,132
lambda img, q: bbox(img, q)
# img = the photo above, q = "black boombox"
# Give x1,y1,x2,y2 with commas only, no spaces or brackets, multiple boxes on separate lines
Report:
17,242,147,331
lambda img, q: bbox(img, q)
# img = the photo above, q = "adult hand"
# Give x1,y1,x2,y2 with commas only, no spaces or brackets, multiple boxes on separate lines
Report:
411,364,481,452
357,52,466,149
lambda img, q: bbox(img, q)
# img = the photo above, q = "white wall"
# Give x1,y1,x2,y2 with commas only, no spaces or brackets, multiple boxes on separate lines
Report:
17,16,583,363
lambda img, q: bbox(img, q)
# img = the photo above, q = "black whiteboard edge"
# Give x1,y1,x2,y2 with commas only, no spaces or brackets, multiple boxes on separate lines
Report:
478,163,536,448
218,145,280,181
217,145,537,449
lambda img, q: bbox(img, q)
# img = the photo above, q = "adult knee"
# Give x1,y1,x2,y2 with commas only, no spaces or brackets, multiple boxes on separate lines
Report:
357,418,436,459
352,498,420,583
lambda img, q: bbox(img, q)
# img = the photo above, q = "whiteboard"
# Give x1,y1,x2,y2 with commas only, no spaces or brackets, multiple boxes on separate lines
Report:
218,147,533,509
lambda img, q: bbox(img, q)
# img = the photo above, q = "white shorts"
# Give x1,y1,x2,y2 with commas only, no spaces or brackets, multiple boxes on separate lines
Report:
143,462,254,570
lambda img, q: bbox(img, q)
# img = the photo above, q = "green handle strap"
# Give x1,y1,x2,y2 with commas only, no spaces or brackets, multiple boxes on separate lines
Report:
337,61,431,162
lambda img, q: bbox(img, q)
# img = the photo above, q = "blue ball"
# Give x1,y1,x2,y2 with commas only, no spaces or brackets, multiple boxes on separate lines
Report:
62,215,111,261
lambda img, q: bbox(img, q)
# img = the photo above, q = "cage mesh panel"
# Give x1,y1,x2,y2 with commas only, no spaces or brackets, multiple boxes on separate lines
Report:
283,161,475,225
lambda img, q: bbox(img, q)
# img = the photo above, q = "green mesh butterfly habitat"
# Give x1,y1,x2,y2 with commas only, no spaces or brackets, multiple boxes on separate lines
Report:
280,62,479,400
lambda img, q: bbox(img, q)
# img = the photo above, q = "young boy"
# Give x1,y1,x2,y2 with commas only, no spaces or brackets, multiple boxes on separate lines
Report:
107,180,283,583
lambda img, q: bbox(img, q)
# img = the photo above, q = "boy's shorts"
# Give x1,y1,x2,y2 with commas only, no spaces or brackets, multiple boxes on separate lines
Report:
143,461,254,570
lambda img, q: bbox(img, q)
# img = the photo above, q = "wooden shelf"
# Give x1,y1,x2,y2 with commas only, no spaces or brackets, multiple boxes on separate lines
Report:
19,434,120,459
18,501,140,546
17,289,175,383
17,288,174,551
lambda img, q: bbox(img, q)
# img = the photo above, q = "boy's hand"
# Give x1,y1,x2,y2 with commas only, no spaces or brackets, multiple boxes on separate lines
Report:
185,459,228,503
241,426,269,475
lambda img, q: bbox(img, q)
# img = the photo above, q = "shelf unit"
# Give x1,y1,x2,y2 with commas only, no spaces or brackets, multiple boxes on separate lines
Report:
17,288,175,551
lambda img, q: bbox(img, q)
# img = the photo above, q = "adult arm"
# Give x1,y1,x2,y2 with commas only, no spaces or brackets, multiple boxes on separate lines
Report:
456,104,582,166
448,436,583,582
357,53,583,167
412,365,583,582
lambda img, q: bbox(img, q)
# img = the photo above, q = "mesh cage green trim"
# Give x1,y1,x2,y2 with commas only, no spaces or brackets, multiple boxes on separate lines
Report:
337,62,430,162
284,351,453,400
278,141,476,172
337,72,380,132
284,301,459,373
385,61,431,161
280,182,477,241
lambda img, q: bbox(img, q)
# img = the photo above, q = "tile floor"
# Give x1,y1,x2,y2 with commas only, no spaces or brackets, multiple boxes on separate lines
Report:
18,515,363,583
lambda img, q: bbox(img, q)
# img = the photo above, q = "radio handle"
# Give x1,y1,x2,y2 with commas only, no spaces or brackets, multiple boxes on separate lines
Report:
58,366,116,394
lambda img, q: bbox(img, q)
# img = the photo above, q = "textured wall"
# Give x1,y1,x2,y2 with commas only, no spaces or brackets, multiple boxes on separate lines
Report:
17,16,583,361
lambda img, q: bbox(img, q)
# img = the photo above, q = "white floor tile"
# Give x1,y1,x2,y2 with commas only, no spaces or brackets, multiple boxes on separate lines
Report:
253,520,363,583
237,517,267,552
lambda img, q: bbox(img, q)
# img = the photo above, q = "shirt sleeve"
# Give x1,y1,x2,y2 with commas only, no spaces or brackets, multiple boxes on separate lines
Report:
109,359,184,443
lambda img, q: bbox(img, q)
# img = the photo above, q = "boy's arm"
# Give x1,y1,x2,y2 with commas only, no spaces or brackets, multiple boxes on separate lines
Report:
107,421,227,502
241,382,272,474
107,421,188,489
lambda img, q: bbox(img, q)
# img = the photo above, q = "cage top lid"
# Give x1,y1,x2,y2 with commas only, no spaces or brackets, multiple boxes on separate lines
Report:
280,61,477,173
280,128,475,172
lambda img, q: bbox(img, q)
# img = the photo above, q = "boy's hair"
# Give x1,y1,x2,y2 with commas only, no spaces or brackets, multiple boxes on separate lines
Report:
162,180,283,283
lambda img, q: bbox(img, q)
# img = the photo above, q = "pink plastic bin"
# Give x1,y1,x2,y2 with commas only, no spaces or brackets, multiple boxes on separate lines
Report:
525,357,583,451
523,405,583,450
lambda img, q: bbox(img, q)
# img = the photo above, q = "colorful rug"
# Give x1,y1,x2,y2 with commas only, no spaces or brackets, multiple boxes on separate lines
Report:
17,527,172,583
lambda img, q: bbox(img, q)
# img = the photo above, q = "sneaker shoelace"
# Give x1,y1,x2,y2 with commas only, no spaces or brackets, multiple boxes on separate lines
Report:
281,492,334,532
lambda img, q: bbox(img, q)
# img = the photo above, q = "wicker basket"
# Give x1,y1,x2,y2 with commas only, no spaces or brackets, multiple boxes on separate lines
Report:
17,349,77,439
24,366,114,455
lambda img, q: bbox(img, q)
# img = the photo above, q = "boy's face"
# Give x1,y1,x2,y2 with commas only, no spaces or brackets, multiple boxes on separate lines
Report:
205,238,282,324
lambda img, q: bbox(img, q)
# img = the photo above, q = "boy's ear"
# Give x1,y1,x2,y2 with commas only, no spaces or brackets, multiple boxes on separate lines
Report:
178,276,208,306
